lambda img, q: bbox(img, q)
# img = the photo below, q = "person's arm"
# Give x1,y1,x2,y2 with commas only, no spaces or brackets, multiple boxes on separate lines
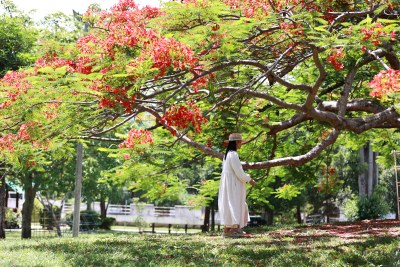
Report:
228,151,254,184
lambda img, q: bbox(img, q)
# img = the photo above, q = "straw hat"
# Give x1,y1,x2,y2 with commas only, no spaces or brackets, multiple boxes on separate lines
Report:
222,133,247,147
227,133,243,141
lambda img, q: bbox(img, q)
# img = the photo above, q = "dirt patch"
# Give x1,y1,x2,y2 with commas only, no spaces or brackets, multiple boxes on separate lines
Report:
265,219,400,240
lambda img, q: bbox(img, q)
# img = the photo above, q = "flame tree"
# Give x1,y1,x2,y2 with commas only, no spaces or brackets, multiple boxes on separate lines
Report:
1,0,399,175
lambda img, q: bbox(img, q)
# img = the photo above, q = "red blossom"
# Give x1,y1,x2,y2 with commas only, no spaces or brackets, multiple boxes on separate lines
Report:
0,133,17,152
369,69,400,98
326,47,344,71
361,23,394,47
317,165,339,195
1,70,32,102
160,102,208,134
119,129,154,149
0,122,47,154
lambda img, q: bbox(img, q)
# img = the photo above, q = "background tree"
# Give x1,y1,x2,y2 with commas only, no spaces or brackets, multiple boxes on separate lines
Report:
0,0,399,231
0,0,37,238
0,2,36,77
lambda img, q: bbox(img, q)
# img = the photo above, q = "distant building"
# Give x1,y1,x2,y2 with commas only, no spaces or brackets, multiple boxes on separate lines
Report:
4,181,24,210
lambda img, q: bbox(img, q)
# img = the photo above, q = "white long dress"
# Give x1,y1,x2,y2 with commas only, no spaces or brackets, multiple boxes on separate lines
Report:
218,151,251,228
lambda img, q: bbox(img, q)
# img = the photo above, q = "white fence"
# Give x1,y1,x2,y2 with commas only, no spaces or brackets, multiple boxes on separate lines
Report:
62,202,210,226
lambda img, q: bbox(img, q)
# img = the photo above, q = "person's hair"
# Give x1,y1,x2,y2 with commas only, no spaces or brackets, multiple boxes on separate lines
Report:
224,141,237,160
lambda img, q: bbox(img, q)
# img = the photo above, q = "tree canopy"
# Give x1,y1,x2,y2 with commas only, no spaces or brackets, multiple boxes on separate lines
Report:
0,0,399,172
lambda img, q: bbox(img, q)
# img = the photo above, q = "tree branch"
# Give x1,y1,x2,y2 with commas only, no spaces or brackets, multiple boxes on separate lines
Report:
243,129,340,169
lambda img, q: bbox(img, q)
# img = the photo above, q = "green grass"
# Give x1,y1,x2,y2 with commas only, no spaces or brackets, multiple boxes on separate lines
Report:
0,225,399,267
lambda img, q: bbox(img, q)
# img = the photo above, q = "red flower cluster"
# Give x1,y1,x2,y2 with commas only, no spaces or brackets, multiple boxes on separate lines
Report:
141,37,196,79
35,44,95,75
326,47,344,71
361,23,396,47
0,70,32,105
0,133,17,152
94,84,136,113
317,165,339,195
369,69,400,98
119,129,154,149
0,122,44,154
160,102,208,134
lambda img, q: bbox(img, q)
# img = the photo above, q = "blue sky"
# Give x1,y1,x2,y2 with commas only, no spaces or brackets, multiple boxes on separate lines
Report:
11,0,160,21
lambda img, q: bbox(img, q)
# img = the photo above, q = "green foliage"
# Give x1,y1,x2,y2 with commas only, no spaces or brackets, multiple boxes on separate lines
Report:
100,217,116,230
343,194,359,222
4,208,21,229
66,210,101,231
273,184,301,200
32,198,44,223
39,205,61,230
344,185,391,221
358,185,391,220
1,226,400,266
0,15,36,76
39,12,85,43
189,179,220,207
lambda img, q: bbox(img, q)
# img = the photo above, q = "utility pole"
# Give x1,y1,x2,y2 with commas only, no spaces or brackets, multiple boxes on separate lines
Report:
72,143,83,237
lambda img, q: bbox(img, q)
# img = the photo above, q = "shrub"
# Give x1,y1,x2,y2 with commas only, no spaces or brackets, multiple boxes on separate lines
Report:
344,185,390,221
358,185,390,220
5,208,21,229
100,217,116,230
343,195,359,221
66,210,102,231
32,198,44,223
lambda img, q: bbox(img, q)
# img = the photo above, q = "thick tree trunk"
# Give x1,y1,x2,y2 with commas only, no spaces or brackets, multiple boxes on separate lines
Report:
359,143,379,197
5,188,8,208
202,206,210,232
21,173,36,239
359,147,367,196
0,170,6,239
100,198,107,220
211,201,215,232
264,208,274,226
296,205,302,224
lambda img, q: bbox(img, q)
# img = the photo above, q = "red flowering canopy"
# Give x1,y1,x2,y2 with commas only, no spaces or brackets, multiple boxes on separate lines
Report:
0,0,399,169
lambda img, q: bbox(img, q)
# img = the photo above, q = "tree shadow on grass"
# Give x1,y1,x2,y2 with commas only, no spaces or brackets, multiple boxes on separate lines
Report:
3,222,400,267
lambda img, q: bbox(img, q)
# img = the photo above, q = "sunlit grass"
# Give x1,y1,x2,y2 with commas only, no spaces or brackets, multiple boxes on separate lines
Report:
0,225,399,266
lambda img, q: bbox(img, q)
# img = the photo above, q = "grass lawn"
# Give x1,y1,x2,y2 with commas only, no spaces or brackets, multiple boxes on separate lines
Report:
0,220,399,266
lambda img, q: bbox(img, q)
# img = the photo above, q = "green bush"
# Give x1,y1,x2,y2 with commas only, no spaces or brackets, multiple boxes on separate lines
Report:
32,198,44,223
40,205,61,230
358,185,390,220
100,217,116,230
343,195,359,221
5,208,21,229
66,210,102,231
344,185,390,221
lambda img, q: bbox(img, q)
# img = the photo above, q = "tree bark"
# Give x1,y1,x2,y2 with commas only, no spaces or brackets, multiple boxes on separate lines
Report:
0,168,6,239
50,204,62,237
359,143,379,197
21,172,36,239
202,206,210,232
211,201,215,232
100,198,107,220
368,142,374,196
296,205,302,224
264,208,274,226
359,147,367,196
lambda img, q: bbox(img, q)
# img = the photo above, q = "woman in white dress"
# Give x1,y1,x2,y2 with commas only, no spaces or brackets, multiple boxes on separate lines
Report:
218,133,256,237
